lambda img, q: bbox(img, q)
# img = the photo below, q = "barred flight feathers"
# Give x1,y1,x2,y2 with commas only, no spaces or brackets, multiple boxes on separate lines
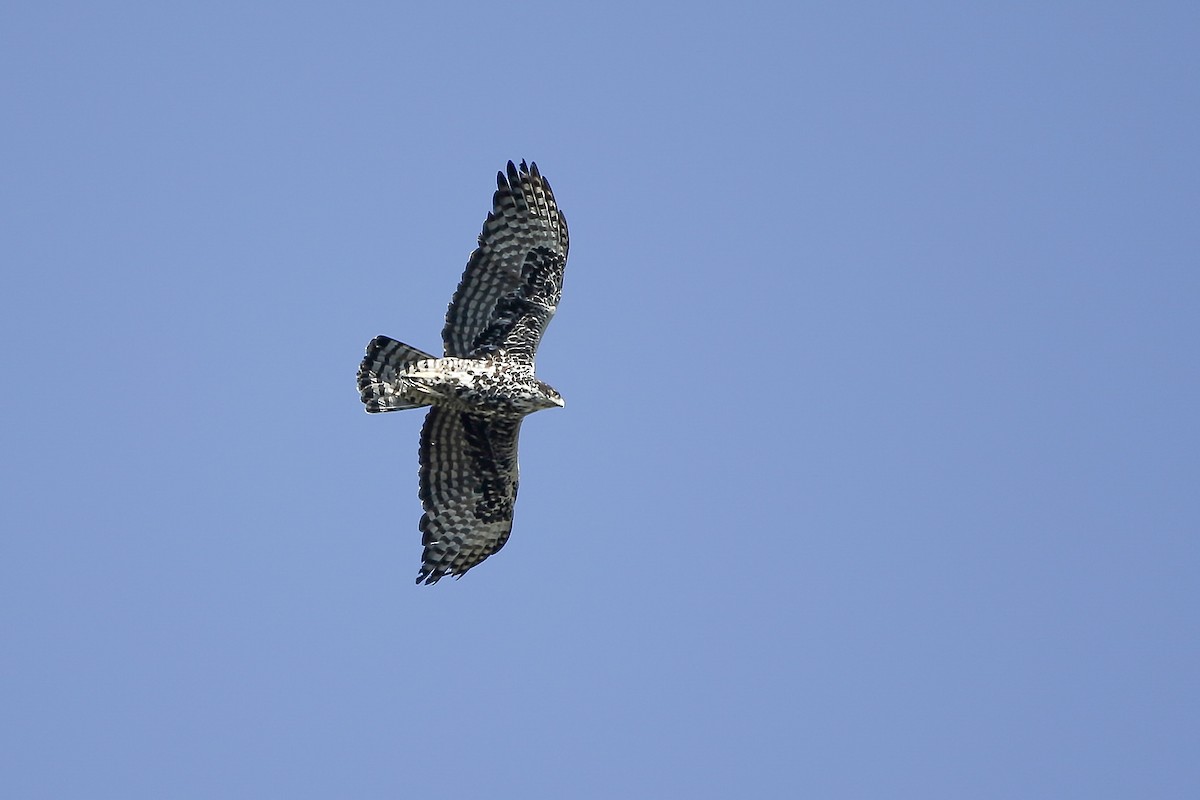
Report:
442,160,568,359
416,409,521,585
357,336,436,413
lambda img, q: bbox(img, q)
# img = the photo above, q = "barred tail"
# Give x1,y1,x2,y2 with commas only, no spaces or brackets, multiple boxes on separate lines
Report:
357,336,436,413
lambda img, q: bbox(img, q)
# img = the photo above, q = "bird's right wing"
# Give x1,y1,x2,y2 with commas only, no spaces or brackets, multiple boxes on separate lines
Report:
441,160,569,358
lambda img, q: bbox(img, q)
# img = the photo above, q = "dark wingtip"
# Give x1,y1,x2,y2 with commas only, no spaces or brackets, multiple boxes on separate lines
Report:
506,160,520,185
416,563,444,585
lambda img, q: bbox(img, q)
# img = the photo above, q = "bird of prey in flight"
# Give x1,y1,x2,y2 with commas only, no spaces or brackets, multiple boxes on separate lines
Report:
357,160,569,584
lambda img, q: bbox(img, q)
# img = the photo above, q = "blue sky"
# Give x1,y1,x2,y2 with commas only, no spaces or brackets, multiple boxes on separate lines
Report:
3,2,1198,797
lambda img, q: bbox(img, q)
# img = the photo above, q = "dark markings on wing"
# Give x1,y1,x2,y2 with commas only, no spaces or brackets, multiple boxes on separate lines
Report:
442,160,569,359
471,246,564,363
416,407,522,585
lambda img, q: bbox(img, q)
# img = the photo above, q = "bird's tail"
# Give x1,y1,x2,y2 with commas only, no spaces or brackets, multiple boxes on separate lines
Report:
358,336,437,413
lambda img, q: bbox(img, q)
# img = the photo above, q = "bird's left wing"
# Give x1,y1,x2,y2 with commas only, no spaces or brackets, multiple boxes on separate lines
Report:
416,408,522,584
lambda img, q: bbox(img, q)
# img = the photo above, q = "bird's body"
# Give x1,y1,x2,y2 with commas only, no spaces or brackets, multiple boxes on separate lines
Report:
379,356,562,416
357,161,568,584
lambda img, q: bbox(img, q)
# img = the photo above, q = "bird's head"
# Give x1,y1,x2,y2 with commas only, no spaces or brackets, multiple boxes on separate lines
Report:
537,381,566,409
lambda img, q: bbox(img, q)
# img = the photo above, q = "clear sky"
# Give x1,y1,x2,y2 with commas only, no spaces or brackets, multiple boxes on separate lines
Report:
3,2,1198,797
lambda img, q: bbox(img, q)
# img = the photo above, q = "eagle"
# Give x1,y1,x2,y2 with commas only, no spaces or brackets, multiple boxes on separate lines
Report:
357,160,569,584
